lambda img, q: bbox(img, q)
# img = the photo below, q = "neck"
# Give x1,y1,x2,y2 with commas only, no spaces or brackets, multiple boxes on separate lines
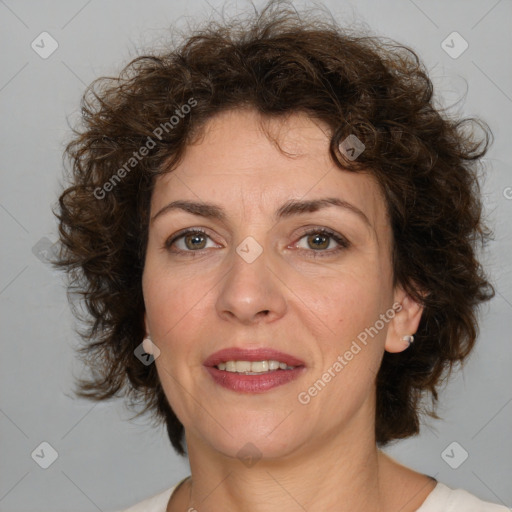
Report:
180,410,408,512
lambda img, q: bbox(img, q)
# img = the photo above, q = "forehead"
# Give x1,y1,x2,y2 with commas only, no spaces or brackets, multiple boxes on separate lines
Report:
151,108,388,233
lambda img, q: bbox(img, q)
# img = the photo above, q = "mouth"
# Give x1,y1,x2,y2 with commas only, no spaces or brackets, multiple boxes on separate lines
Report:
203,347,306,392
216,360,297,374
203,347,306,371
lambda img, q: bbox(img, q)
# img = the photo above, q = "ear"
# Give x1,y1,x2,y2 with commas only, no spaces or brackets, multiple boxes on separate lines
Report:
384,286,424,353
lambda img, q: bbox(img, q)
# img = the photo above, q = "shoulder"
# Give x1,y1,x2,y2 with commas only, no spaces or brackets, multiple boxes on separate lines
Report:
112,484,177,512
417,481,511,512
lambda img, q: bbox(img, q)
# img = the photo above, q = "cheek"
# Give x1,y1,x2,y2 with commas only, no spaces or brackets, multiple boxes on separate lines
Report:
143,253,211,336
310,262,390,335
308,273,389,402
142,268,205,420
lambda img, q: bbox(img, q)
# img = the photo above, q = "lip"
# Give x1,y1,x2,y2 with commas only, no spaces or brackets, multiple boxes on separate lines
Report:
205,365,306,393
203,347,306,368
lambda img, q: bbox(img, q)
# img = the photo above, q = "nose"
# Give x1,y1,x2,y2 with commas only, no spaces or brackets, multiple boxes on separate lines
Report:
215,245,287,325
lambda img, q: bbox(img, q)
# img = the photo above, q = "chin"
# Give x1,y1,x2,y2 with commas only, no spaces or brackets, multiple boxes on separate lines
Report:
191,417,307,462
209,434,302,463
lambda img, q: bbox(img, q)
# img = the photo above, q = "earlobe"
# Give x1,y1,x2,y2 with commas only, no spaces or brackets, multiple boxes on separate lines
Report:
384,291,424,354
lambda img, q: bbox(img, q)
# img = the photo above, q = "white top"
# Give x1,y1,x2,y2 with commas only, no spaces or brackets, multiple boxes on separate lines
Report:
116,479,511,512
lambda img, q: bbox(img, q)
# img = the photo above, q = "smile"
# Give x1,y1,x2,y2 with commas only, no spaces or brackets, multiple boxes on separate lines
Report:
216,360,296,373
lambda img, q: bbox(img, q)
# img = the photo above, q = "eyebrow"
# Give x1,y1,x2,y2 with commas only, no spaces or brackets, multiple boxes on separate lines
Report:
150,197,372,229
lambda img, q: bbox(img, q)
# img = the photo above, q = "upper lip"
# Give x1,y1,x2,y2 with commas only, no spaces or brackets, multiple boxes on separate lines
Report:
204,347,306,368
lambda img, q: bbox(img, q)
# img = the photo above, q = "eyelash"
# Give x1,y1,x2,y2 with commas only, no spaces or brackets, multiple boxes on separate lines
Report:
164,227,350,259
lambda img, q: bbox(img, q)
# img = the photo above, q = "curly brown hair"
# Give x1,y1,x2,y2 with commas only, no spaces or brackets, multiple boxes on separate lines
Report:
53,0,494,456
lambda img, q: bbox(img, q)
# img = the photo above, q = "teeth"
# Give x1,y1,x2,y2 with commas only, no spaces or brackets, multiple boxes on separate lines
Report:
216,360,296,373
247,360,267,372
268,360,280,370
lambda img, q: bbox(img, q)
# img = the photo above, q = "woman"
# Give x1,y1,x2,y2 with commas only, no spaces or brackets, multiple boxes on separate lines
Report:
53,1,509,511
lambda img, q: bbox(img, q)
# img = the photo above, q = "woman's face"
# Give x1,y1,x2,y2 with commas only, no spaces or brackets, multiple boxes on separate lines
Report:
142,108,412,459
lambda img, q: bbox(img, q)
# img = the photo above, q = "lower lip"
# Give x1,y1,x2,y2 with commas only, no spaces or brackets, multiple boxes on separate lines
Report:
204,366,306,393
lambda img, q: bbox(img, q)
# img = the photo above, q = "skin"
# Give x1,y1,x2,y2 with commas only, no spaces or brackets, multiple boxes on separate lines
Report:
142,108,436,512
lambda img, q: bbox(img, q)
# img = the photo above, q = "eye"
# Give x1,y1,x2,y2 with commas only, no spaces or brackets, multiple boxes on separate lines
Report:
164,228,218,255
164,227,350,258
294,228,350,258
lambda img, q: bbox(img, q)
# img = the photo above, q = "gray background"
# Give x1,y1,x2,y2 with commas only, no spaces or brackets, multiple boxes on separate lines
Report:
1,0,511,510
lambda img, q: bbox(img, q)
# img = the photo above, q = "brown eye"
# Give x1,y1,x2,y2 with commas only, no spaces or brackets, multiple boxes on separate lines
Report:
306,233,330,250
165,228,216,254
183,232,208,250
295,228,350,258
